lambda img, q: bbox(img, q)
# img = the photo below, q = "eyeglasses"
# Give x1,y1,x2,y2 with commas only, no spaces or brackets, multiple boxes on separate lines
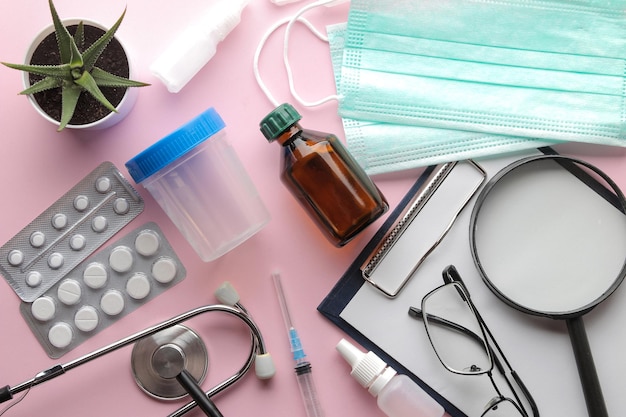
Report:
408,265,539,417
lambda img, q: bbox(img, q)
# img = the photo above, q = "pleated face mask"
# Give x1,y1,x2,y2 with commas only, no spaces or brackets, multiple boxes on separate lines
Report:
339,0,626,146
328,23,555,174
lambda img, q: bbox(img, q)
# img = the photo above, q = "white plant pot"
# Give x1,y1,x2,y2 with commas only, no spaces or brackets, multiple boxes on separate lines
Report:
22,18,139,130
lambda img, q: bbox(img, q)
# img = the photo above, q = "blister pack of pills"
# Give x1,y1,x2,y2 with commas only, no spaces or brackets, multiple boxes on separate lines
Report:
20,222,187,358
0,162,144,302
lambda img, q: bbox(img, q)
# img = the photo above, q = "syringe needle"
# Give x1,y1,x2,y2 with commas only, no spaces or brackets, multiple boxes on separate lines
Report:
272,272,324,417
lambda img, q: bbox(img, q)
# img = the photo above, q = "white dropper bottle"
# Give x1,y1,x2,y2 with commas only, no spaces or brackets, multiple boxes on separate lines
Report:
150,0,249,93
336,339,445,417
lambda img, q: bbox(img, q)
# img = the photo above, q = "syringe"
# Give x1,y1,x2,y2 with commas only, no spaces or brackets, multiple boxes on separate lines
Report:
272,272,324,417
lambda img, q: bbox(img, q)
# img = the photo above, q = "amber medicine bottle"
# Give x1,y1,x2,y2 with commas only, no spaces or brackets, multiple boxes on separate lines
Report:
260,103,388,246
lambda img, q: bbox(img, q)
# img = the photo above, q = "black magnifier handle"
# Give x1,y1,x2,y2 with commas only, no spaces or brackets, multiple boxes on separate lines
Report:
176,369,224,417
566,316,608,417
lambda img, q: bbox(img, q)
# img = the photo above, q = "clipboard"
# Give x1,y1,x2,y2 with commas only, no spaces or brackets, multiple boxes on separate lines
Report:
318,147,626,417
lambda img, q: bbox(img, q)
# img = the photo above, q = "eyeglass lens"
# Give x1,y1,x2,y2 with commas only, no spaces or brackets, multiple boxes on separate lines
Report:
422,283,491,375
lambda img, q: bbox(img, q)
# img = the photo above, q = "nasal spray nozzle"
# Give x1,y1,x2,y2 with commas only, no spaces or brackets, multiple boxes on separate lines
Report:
336,339,445,417
151,0,249,93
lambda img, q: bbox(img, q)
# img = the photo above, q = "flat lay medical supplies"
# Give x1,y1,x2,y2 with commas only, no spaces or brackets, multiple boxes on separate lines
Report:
0,281,275,417
268,0,626,174
470,155,626,417
150,0,249,93
336,338,444,417
319,148,626,417
21,222,186,358
0,161,143,302
126,108,270,262
260,103,387,246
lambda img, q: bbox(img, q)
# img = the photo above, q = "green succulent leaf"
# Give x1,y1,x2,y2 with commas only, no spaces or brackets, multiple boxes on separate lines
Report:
20,76,63,95
74,21,85,50
4,0,149,131
73,70,117,113
2,62,72,80
59,83,81,131
49,0,74,64
82,8,126,72
91,67,150,88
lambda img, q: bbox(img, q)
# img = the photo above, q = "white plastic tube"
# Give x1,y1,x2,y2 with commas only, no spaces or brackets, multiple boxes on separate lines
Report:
150,0,249,93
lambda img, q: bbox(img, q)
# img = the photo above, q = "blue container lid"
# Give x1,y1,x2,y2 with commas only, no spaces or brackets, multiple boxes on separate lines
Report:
125,108,226,183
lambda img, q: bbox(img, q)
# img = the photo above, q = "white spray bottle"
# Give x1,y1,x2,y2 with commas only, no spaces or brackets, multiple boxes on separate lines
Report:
150,0,249,93
336,339,444,417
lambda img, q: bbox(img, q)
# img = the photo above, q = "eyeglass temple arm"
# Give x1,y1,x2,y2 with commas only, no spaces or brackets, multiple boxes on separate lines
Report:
408,307,539,417
438,265,540,417
408,307,485,348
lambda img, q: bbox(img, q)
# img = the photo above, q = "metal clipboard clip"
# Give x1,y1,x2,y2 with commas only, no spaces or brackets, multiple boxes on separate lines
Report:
361,160,487,298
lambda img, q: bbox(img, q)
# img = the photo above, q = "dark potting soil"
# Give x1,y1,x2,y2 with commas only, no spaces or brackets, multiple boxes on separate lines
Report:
28,24,129,126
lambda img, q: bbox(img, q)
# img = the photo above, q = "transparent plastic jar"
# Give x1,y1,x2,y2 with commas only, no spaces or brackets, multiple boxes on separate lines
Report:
126,108,270,261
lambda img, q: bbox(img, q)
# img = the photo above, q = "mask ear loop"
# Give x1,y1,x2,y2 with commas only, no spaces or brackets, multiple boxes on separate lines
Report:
283,0,344,107
253,0,344,108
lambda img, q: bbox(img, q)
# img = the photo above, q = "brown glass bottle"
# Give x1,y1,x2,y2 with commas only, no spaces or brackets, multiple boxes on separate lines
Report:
260,103,388,246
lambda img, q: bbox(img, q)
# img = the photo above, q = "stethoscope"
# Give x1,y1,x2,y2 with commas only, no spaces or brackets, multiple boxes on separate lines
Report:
0,282,276,417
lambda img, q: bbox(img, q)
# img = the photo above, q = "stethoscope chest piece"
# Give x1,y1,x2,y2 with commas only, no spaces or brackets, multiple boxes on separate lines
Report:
131,324,208,400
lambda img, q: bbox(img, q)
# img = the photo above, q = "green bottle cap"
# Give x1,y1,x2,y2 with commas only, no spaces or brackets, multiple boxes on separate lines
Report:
259,103,302,141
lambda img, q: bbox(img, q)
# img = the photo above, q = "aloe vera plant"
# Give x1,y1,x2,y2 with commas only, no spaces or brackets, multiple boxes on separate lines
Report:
2,0,149,131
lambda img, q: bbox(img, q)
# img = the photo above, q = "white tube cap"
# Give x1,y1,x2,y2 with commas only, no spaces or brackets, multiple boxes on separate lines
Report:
336,338,396,396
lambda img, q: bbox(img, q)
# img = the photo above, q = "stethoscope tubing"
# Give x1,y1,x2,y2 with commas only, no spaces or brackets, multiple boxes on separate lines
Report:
4,303,266,417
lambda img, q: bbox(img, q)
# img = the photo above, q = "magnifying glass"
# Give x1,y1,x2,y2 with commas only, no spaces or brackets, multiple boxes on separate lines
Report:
469,154,626,417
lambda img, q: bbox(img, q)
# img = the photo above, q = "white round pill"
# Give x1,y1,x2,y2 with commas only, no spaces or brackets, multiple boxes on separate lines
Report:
92,215,108,233
109,246,134,273
101,290,125,316
69,234,86,251
48,322,73,349
26,271,43,287
51,213,68,230
113,198,130,215
48,252,64,270
73,195,89,211
57,279,82,305
152,257,177,284
75,306,99,332
95,176,112,193
31,296,56,321
126,272,151,300
83,262,108,289
135,230,160,257
29,231,46,248
7,250,24,266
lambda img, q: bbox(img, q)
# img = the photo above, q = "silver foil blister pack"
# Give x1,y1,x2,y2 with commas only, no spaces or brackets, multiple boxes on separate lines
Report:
20,222,187,358
0,162,144,302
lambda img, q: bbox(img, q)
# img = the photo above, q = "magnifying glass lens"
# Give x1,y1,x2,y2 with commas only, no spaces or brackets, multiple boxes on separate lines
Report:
472,157,626,315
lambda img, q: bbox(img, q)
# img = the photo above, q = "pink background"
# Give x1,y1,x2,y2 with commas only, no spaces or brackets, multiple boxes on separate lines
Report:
1,1,626,417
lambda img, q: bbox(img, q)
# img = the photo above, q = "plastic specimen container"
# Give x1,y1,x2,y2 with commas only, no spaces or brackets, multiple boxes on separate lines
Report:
126,108,270,261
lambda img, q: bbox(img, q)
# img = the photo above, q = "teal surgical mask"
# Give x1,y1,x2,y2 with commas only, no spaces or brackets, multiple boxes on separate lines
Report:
339,0,626,146
258,0,626,174
328,23,554,174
